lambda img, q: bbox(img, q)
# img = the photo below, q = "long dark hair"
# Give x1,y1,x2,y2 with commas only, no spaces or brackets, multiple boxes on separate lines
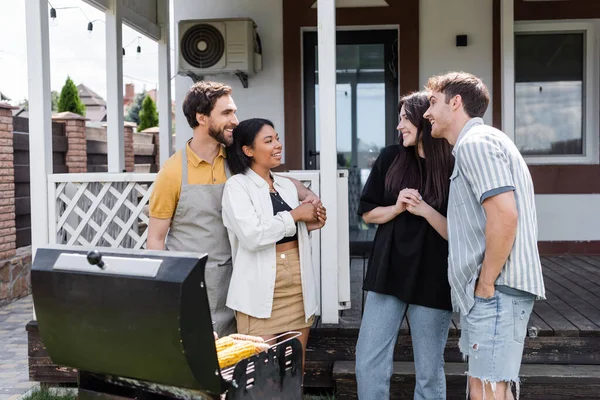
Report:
227,118,275,175
384,92,454,210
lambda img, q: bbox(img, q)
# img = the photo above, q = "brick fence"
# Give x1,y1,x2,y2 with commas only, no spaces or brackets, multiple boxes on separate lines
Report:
53,112,88,173
0,103,21,305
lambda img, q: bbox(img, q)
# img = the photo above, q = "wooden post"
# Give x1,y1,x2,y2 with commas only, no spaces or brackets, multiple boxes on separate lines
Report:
52,112,88,173
317,0,339,324
153,131,161,170
124,122,136,172
0,103,17,261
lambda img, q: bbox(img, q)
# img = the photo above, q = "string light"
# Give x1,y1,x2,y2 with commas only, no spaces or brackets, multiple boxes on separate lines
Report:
47,1,105,40
48,1,57,26
46,1,143,55
123,36,143,58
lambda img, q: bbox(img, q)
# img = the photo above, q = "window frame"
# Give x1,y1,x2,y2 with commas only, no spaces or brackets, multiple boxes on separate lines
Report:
514,21,599,165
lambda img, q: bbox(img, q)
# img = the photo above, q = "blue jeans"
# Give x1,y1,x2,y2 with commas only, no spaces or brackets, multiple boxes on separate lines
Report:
355,291,452,400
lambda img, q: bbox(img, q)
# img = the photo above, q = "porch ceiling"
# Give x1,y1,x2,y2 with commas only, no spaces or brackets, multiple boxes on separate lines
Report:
82,0,161,41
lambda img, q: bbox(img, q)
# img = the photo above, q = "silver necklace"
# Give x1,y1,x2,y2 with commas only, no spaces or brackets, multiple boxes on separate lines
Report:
270,191,286,206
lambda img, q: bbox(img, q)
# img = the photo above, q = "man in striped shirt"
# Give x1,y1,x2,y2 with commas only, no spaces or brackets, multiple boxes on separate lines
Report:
423,72,546,400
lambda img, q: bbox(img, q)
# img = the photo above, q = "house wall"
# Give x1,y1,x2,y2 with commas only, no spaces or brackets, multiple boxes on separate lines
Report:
512,0,600,252
419,0,494,125
173,0,286,156
170,0,600,253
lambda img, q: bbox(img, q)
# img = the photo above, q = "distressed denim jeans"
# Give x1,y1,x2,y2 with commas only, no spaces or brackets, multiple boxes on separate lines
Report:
459,289,535,400
355,291,452,400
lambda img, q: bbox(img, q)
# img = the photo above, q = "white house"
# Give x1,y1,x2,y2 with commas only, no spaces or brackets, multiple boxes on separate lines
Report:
25,0,600,325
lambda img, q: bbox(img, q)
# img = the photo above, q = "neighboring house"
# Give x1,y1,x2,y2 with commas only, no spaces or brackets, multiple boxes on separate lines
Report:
124,83,175,123
77,83,107,122
123,83,135,111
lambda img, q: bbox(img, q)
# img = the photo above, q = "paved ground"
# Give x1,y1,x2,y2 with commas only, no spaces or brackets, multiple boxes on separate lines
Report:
0,296,37,400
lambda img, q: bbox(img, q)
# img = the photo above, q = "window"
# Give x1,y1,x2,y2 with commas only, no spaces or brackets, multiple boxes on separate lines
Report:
514,22,599,164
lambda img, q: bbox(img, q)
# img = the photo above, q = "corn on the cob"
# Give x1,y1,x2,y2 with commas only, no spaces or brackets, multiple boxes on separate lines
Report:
217,342,256,369
215,336,235,352
229,334,265,343
253,343,270,354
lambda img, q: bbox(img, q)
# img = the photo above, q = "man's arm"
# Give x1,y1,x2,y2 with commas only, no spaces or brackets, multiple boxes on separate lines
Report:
457,135,517,298
147,217,171,250
286,177,321,205
476,190,518,298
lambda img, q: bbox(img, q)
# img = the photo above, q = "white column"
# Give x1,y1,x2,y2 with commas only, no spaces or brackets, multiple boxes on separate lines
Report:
157,0,172,167
106,0,125,172
501,0,515,141
173,0,193,151
25,0,52,257
317,0,339,324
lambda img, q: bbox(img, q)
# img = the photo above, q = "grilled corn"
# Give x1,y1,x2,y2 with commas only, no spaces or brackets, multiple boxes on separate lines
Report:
217,341,256,369
215,336,235,352
253,342,270,354
229,334,265,343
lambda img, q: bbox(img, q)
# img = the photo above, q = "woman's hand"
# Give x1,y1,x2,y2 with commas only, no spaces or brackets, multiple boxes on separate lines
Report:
392,188,422,215
290,203,317,222
406,195,433,218
307,204,327,231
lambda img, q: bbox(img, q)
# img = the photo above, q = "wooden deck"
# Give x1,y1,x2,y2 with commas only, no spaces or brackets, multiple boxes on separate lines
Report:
305,254,600,389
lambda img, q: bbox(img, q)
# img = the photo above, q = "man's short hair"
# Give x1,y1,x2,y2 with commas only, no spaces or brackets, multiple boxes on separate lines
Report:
182,81,232,128
425,72,490,118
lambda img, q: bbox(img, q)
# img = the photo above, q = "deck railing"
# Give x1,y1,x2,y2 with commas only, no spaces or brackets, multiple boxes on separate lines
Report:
46,171,350,316
47,173,156,249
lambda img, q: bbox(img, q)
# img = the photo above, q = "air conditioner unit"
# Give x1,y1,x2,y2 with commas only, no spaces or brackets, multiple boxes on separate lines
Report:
178,18,262,85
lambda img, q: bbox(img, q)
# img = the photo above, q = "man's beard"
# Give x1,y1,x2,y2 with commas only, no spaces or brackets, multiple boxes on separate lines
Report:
208,123,233,146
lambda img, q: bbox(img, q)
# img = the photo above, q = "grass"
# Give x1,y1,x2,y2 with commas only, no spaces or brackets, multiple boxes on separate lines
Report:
20,387,77,400
303,387,337,399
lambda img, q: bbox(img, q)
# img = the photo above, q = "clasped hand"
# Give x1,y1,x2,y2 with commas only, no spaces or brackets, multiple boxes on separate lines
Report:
394,188,431,217
292,202,327,230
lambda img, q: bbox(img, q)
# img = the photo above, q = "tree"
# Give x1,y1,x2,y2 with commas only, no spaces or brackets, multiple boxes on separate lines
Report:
138,95,159,131
57,76,86,116
125,91,146,124
51,91,60,112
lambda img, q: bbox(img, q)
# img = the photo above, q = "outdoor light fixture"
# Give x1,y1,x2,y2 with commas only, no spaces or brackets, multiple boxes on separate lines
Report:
122,36,142,58
88,21,93,38
50,7,57,26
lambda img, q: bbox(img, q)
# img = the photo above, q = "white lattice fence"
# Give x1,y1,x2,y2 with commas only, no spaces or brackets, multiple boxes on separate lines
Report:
48,173,157,249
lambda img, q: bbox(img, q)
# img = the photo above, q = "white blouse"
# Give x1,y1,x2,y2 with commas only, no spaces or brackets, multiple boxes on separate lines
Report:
221,168,318,320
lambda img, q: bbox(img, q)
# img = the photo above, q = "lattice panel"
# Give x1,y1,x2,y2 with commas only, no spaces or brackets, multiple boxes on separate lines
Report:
53,180,155,249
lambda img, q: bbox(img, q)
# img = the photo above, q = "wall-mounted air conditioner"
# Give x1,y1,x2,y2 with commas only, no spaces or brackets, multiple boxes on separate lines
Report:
178,18,262,87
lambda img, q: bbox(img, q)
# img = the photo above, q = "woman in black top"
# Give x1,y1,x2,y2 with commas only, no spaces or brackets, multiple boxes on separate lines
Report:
355,92,454,400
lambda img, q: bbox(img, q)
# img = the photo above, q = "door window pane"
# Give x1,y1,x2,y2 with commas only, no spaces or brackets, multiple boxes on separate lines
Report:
314,43,386,231
515,32,585,155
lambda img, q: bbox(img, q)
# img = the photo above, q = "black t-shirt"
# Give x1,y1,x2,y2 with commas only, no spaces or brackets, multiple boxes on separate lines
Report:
271,191,298,244
357,145,452,311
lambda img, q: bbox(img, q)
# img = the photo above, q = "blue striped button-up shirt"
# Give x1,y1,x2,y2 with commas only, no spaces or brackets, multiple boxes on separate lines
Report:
447,118,546,315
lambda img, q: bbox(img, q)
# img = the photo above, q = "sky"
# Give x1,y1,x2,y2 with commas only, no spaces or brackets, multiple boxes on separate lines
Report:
0,0,175,104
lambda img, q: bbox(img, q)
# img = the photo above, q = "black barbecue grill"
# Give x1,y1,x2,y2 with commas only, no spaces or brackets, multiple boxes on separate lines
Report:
31,245,303,400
